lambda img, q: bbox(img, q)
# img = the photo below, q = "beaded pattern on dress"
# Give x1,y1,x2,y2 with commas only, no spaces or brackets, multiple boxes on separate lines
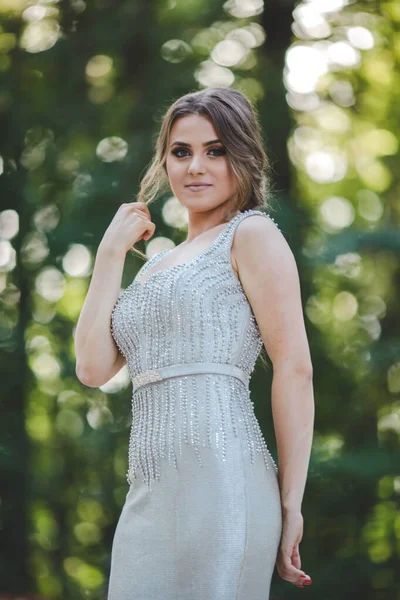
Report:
110,209,282,489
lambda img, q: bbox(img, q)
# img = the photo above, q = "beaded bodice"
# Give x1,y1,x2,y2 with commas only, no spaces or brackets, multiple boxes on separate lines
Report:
110,209,281,488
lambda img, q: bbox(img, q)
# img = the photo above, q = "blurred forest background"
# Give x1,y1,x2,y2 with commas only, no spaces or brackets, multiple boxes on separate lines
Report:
0,0,399,599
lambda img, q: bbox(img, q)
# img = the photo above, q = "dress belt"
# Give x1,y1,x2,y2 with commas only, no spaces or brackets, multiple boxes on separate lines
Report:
131,362,249,395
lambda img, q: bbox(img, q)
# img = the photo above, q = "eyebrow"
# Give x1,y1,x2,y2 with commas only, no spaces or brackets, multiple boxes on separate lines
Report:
170,139,222,148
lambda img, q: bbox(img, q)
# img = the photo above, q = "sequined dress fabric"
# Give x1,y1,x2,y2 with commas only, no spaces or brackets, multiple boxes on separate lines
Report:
107,210,283,600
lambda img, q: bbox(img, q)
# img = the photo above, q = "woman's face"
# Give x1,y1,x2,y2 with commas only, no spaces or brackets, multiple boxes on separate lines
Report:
165,114,238,214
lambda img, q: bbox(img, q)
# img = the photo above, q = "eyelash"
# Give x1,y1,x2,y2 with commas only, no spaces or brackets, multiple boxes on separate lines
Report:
171,147,226,158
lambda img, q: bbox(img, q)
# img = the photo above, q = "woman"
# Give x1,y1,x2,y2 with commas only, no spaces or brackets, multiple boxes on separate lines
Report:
75,87,314,599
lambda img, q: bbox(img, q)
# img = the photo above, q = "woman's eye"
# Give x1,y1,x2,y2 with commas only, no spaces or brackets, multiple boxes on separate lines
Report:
172,147,226,158
172,148,189,158
210,147,226,156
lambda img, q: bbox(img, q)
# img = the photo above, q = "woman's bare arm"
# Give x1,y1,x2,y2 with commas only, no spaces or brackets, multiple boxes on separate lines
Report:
75,244,127,388
232,214,314,587
74,202,156,388
232,215,314,513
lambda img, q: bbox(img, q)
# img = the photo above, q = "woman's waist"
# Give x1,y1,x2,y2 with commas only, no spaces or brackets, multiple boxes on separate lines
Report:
131,361,250,395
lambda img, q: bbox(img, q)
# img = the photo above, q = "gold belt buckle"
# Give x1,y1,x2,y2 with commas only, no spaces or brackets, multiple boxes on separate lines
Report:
132,369,163,389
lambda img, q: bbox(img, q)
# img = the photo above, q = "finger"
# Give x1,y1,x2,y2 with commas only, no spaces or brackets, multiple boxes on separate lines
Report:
120,202,151,220
142,221,156,241
132,202,151,218
280,552,308,584
133,211,151,222
297,573,312,588
142,229,153,241
291,544,301,570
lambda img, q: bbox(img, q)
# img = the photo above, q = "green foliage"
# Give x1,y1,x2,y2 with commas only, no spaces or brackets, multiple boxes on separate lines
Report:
0,0,399,599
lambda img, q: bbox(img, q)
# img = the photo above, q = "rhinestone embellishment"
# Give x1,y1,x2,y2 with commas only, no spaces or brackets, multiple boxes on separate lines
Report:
132,369,163,390
110,209,282,489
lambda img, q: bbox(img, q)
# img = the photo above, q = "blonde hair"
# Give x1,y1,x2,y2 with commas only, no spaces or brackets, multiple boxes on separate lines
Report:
131,86,274,262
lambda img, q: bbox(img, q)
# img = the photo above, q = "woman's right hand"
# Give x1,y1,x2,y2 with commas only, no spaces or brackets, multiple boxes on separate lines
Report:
275,510,312,588
99,202,156,258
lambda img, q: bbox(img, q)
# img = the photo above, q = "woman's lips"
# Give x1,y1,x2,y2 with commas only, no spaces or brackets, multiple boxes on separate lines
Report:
185,184,212,192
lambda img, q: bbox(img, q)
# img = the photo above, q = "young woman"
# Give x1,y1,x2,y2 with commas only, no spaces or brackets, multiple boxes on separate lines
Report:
75,87,314,599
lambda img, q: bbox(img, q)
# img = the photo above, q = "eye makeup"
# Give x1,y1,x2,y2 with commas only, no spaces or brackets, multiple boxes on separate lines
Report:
171,146,226,158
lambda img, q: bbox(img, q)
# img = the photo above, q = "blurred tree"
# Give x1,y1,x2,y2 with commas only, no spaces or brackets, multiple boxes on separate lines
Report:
0,0,399,599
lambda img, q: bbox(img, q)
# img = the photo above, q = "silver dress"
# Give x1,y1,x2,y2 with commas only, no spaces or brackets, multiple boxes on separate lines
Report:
107,209,283,600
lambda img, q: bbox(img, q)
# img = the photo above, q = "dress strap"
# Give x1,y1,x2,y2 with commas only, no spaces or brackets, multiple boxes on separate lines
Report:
223,209,282,259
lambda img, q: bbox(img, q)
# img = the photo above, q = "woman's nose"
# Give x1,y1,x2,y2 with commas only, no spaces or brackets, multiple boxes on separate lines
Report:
188,155,206,174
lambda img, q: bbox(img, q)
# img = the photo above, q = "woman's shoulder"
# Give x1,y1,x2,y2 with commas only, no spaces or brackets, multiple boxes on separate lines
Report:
232,209,282,238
